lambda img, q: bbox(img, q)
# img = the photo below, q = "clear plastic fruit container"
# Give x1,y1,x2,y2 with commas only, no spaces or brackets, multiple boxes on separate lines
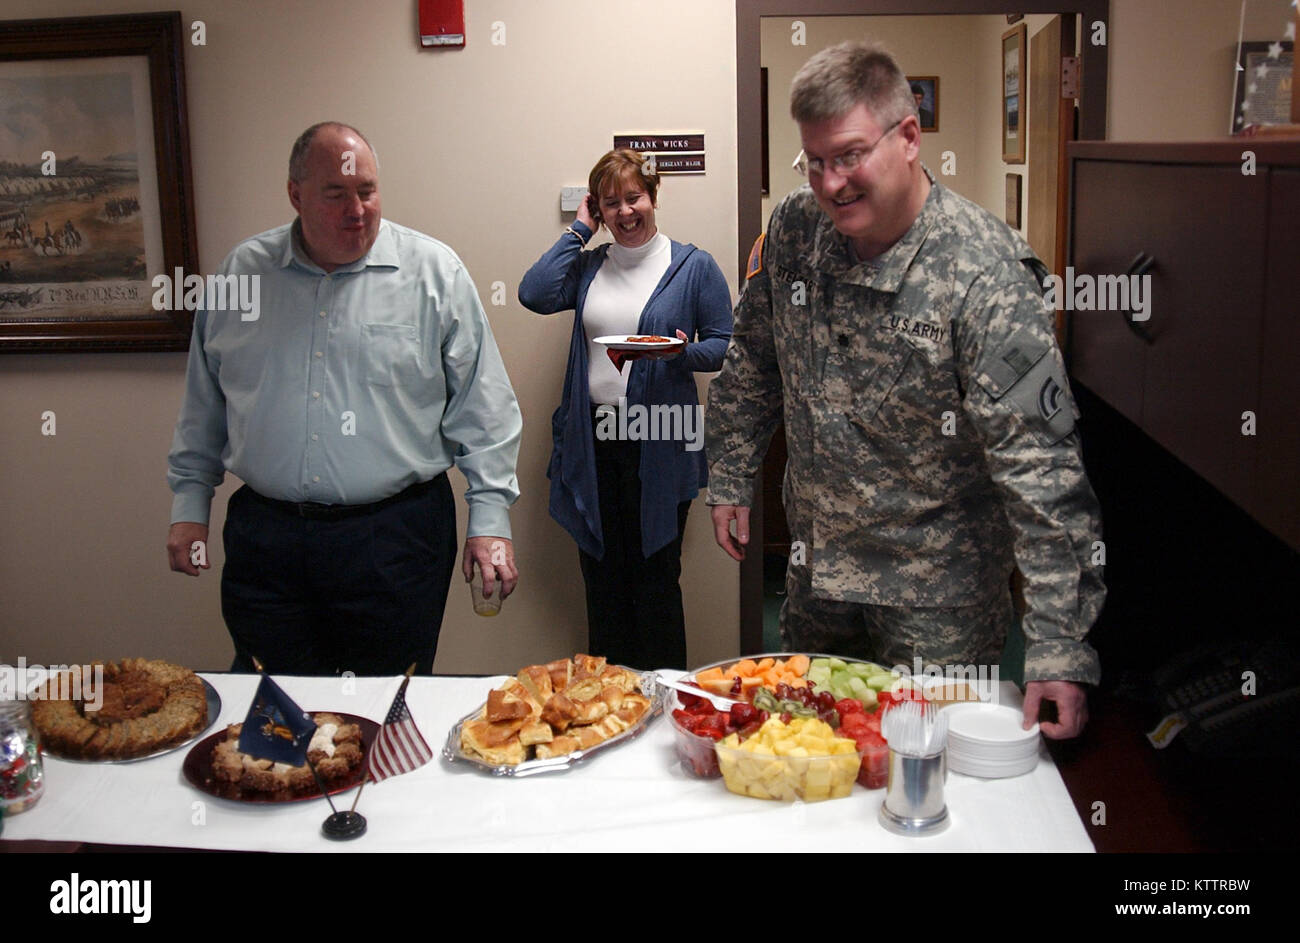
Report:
666,703,724,779
667,651,884,781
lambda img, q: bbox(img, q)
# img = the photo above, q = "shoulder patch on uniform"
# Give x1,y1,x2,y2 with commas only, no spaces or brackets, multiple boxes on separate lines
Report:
745,233,765,280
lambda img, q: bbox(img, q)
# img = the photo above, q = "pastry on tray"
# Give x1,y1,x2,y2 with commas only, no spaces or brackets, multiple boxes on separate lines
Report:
459,654,650,766
31,659,208,760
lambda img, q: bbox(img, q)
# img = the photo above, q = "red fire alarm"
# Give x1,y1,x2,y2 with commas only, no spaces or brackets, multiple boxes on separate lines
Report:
420,0,465,47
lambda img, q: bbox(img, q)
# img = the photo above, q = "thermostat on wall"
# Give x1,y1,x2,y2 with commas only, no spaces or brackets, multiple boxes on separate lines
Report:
560,187,587,212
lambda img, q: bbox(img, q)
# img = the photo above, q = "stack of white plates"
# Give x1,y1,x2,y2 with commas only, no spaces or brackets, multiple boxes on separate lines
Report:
943,702,1041,778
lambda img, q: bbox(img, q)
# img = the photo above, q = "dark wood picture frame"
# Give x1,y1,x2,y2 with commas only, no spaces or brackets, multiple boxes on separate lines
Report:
1005,172,1022,228
1002,22,1027,163
0,12,198,353
907,75,940,132
760,66,770,194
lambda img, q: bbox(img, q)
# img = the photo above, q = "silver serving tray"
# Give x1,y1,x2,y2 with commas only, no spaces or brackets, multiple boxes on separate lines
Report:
42,677,222,764
441,668,664,777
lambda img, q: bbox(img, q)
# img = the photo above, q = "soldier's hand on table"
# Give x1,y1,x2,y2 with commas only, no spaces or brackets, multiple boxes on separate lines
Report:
711,505,750,561
1023,680,1088,739
463,536,518,600
167,522,210,576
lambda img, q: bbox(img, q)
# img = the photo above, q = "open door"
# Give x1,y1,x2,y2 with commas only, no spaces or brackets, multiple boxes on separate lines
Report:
1027,15,1077,316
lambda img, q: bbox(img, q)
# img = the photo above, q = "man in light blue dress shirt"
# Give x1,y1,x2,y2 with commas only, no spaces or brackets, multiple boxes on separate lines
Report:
165,122,521,675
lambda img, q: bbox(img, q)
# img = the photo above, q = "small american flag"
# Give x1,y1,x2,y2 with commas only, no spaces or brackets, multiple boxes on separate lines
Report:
366,676,432,782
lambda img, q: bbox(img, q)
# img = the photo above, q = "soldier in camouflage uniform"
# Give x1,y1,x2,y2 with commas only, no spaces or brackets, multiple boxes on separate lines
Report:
706,41,1104,738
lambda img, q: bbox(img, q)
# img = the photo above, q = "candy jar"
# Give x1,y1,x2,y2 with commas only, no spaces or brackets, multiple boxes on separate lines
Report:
0,701,44,821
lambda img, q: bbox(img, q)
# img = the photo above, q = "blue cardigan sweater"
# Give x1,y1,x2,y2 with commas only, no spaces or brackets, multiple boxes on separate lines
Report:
518,221,733,559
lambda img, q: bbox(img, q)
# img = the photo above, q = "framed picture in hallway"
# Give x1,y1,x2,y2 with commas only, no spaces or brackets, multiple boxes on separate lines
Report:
1001,23,1027,163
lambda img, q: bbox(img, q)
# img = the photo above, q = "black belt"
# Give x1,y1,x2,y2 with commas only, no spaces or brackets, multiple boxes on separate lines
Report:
243,475,442,521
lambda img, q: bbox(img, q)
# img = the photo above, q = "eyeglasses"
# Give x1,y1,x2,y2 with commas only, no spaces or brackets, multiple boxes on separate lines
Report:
792,119,904,177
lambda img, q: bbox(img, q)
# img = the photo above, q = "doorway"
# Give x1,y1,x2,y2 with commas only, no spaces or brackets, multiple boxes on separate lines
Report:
732,0,1110,652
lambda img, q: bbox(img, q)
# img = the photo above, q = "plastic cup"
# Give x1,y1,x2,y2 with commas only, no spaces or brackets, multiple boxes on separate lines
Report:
470,565,502,617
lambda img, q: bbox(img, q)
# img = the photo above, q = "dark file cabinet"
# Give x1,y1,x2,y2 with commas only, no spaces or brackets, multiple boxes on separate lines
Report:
1067,141,1300,551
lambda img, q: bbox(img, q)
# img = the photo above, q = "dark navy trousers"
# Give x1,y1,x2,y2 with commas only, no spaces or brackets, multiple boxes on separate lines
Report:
221,474,456,676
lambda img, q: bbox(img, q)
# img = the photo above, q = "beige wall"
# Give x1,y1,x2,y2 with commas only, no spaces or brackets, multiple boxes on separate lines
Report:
0,0,740,673
0,0,1275,674
988,14,1060,243
1109,0,1289,140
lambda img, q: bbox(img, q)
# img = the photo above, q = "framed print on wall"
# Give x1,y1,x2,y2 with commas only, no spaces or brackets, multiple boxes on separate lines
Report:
0,12,198,352
1001,23,1027,163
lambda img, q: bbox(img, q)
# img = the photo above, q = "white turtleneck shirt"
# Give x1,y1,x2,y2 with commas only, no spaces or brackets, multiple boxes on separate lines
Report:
583,231,672,406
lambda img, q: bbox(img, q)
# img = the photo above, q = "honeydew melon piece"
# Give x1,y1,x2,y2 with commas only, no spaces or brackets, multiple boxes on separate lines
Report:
847,676,872,701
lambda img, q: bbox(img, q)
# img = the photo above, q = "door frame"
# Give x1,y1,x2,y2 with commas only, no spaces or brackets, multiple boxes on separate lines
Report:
733,0,1111,651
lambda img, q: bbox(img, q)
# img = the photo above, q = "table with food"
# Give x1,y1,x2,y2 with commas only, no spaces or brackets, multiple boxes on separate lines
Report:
0,653,1092,852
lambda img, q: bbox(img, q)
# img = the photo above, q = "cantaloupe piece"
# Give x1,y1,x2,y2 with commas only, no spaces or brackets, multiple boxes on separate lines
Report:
740,676,765,695
699,678,735,695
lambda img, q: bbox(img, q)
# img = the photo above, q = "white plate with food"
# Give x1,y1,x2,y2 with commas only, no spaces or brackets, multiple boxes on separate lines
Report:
592,334,685,351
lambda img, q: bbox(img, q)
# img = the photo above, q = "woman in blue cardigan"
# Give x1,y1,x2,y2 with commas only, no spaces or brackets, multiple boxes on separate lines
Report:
519,149,733,669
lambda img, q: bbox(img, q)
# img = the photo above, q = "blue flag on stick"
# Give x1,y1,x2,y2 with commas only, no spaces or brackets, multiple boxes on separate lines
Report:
237,675,317,766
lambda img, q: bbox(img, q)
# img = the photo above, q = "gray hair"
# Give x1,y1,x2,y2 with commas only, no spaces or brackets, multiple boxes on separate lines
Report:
790,41,917,128
288,122,379,182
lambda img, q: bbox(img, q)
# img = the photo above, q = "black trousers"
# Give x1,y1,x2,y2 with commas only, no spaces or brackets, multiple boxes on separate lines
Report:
578,434,691,670
221,475,456,676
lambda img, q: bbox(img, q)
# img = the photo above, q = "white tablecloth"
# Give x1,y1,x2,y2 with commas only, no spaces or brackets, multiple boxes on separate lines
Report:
4,674,1093,852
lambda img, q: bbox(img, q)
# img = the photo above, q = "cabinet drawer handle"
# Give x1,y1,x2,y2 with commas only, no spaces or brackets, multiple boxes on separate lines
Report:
1122,252,1157,344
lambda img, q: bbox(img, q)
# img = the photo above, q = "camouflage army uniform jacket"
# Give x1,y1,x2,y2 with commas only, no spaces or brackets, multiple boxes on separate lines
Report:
706,172,1105,684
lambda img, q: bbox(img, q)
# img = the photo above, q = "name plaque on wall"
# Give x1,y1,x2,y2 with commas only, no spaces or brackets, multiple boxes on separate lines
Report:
613,132,705,174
